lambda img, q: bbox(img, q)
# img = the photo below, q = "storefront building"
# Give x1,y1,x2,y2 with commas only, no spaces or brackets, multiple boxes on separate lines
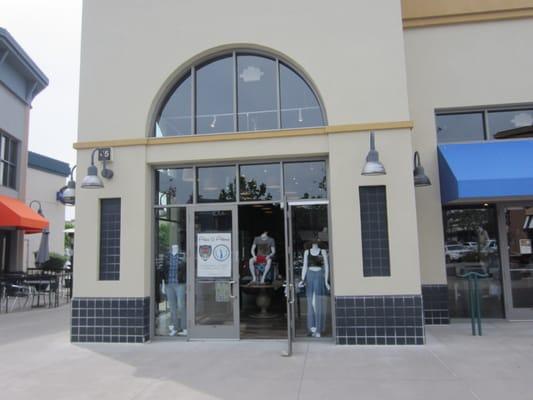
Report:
72,0,533,345
0,28,49,272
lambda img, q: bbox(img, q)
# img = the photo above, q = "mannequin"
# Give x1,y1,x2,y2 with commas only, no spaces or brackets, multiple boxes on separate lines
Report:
298,242,329,337
248,231,276,284
162,244,187,336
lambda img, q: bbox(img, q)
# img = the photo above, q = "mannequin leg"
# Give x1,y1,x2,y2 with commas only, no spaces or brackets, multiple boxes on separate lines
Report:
306,272,317,334
249,258,257,283
260,259,272,283
177,283,187,331
166,283,179,335
316,271,327,335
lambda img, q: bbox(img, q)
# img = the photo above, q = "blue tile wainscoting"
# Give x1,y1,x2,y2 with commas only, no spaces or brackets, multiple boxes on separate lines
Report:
335,295,425,345
71,297,150,343
421,284,450,325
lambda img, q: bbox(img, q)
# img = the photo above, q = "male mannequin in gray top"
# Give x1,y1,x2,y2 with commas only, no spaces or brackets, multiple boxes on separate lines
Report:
248,231,276,284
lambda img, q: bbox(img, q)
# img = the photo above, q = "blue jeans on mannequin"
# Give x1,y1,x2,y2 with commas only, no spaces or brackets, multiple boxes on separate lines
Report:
167,283,186,331
306,269,327,335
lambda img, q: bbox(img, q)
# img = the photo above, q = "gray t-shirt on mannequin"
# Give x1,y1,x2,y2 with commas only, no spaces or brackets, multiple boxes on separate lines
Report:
253,236,275,256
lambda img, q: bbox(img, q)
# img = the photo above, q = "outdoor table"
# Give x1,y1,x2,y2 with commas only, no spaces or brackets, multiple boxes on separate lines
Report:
23,275,58,308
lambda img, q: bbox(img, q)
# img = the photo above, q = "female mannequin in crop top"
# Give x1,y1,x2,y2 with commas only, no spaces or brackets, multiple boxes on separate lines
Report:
298,242,329,337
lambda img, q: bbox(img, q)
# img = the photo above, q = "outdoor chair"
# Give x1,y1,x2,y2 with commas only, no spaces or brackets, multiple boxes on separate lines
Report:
4,283,34,313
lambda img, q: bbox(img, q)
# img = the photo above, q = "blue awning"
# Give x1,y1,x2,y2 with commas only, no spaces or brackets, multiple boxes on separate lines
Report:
438,139,533,204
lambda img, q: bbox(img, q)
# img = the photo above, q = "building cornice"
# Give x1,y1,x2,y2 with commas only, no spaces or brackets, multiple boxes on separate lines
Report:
73,121,413,150
402,0,533,28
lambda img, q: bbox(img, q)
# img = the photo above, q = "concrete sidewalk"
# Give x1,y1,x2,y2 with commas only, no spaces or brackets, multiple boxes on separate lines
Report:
1,306,533,399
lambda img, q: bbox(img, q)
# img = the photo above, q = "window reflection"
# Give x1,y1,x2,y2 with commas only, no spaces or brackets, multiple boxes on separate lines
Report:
280,63,323,129
443,206,503,318
156,168,194,205
488,109,533,138
197,166,236,203
239,163,281,201
156,73,192,137
284,161,327,200
435,113,485,143
196,56,234,134
237,55,278,131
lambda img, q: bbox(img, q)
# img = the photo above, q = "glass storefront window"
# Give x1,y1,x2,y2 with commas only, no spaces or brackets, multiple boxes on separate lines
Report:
155,207,187,336
435,113,486,143
237,55,278,131
443,206,504,318
488,109,533,138
239,163,281,201
284,161,327,200
156,168,194,205
155,73,192,137
197,166,236,203
196,56,235,134
280,63,324,129
290,204,331,337
505,207,533,309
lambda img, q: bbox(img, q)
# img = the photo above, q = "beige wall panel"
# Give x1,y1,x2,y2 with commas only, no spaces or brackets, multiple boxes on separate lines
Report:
78,0,410,142
404,19,533,284
24,168,66,268
329,130,421,296
74,146,151,297
146,135,329,165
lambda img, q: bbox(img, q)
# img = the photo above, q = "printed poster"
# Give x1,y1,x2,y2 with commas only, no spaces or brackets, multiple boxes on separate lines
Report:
519,239,532,255
197,233,232,277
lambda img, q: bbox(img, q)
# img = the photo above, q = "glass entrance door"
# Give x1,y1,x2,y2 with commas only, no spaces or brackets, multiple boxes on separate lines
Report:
285,201,332,354
187,205,239,338
500,205,533,320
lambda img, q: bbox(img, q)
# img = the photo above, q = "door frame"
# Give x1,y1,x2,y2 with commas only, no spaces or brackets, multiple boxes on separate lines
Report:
186,204,240,339
497,202,533,320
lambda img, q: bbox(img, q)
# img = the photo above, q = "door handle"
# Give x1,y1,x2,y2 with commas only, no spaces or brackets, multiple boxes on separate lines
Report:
229,280,236,299
289,283,295,305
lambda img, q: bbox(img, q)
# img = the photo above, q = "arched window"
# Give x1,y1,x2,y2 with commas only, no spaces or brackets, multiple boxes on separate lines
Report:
155,51,325,137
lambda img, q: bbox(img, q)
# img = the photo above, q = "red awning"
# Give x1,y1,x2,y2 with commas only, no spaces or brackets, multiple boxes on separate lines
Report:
0,195,49,234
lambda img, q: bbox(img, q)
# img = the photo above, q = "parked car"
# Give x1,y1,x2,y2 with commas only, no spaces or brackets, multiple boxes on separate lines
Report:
445,244,471,262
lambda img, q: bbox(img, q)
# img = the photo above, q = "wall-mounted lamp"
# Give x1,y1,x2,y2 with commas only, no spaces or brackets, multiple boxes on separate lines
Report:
59,165,77,205
361,132,386,176
29,200,44,217
81,148,113,189
413,151,431,187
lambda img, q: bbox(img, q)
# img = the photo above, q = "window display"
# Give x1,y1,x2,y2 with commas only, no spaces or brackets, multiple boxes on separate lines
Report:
248,231,276,284
298,241,330,337
155,207,187,337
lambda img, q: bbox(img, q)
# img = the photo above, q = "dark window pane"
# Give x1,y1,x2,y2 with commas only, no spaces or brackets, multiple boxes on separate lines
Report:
237,55,278,131
435,113,485,143
284,161,327,200
156,73,192,137
0,162,5,186
8,139,17,163
8,165,16,189
196,56,234,134
197,166,236,203
156,168,194,205
239,163,281,201
280,63,323,129
488,109,533,139
359,186,390,277
443,206,503,318
99,198,121,281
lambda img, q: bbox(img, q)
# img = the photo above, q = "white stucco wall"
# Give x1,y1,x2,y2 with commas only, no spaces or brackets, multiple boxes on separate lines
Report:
404,18,533,284
23,167,67,269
